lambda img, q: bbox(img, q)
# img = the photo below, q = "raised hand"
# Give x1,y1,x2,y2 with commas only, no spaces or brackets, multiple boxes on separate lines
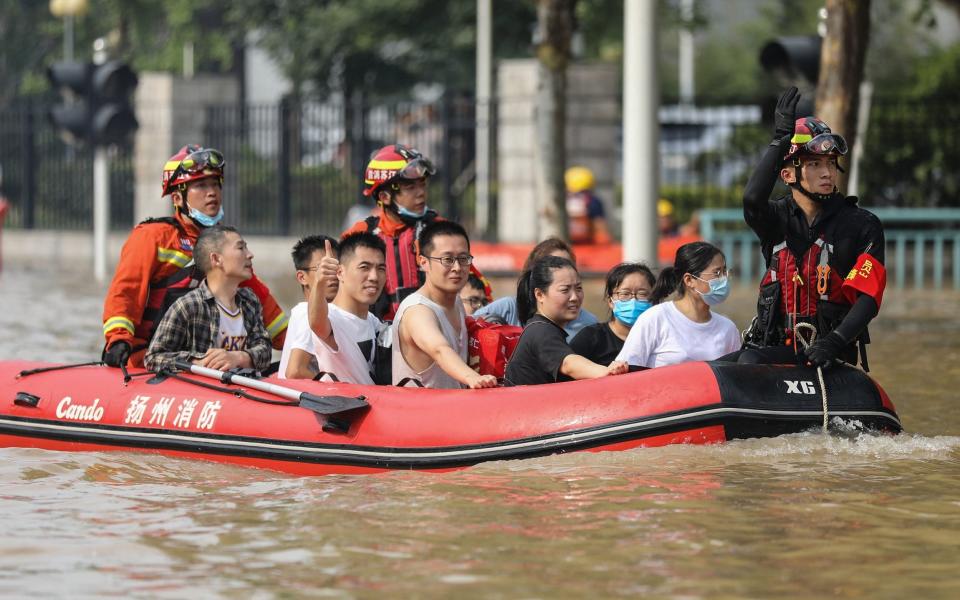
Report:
315,238,341,296
774,86,801,140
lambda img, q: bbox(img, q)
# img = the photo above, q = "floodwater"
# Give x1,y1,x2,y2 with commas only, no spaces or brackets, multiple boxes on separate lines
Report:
1,266,958,598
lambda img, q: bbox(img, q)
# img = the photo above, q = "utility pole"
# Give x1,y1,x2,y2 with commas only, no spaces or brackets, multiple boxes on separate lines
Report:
678,0,695,105
92,38,109,282
622,0,659,262
475,0,492,236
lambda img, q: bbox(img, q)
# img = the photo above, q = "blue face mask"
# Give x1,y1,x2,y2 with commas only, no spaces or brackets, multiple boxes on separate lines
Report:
188,205,224,227
695,275,730,306
396,204,429,219
612,299,652,326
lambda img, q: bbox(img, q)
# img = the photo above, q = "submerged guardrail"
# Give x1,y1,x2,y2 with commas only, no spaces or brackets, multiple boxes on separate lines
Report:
700,208,960,290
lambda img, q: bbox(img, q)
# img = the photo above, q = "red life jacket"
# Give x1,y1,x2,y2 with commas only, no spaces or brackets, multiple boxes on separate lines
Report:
135,218,202,351
760,236,849,327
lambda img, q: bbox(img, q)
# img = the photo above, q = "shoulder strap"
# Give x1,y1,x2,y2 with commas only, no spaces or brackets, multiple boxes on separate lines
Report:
139,216,186,236
364,215,380,233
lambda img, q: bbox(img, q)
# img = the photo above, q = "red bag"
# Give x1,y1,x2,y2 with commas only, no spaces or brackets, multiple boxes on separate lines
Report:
466,317,523,379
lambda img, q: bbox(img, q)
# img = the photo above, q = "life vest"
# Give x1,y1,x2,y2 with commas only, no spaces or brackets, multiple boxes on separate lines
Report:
751,234,876,368
566,192,593,244
364,212,437,321
760,236,848,328
133,217,203,352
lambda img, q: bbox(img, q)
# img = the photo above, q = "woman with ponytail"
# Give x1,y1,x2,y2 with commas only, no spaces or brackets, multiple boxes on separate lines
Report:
615,241,741,368
505,256,629,386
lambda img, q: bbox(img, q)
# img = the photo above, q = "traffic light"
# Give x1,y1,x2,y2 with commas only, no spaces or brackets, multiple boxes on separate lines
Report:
759,36,820,121
759,36,822,85
47,60,139,146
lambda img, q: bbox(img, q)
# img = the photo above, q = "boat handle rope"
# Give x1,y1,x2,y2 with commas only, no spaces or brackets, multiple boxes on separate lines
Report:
17,361,105,379
793,322,829,434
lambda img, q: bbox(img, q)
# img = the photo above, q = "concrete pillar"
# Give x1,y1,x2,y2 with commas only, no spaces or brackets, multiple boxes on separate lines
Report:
496,60,619,243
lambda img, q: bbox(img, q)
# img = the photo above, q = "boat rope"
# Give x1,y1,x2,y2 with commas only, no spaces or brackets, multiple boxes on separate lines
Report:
793,322,829,433
16,361,103,379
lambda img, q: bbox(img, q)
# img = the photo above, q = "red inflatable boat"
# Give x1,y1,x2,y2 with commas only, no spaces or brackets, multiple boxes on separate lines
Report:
0,360,901,476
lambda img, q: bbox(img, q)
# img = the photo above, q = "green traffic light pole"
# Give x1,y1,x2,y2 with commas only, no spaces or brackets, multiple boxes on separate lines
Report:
92,37,108,283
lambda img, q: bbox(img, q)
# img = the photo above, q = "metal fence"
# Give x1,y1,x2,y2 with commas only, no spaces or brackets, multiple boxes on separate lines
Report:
201,94,479,237
0,99,134,230
0,92,957,236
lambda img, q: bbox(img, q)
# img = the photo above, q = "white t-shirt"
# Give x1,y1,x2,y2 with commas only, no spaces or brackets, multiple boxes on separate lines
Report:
278,302,313,379
615,301,741,368
216,301,247,351
278,301,380,384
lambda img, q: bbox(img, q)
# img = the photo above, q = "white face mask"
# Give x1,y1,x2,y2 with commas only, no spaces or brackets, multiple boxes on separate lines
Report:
693,275,730,306
188,205,224,227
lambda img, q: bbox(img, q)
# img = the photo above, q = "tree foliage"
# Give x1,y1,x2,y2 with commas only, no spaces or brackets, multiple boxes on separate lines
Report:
224,0,536,101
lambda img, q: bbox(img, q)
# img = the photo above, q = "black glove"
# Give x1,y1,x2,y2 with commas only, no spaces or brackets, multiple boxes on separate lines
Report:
774,86,801,140
102,341,131,368
803,332,847,369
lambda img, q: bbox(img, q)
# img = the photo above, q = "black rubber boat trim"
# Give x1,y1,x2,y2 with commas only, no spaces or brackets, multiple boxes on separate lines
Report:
0,405,902,470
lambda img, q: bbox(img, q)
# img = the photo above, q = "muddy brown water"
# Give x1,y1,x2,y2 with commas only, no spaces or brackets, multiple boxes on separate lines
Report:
0,267,957,598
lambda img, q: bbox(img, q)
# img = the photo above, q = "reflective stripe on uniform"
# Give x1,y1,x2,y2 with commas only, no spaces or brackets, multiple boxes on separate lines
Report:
266,311,289,339
157,246,191,268
103,316,135,336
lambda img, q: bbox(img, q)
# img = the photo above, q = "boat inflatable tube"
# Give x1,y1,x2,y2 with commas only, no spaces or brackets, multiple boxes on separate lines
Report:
0,360,901,476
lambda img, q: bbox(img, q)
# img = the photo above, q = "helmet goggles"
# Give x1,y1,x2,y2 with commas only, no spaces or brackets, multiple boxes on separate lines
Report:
395,157,436,182
802,133,848,157
163,148,226,195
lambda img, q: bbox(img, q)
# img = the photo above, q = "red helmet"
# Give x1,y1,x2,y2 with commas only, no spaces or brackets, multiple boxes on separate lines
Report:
162,144,226,196
362,144,435,197
783,117,848,165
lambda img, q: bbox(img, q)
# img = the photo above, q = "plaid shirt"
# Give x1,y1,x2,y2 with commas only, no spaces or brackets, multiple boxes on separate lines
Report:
145,280,272,373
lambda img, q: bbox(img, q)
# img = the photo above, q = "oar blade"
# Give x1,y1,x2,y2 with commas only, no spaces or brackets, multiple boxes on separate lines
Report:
299,393,370,417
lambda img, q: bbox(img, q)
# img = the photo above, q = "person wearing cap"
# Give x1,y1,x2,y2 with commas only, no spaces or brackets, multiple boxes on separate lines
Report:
731,87,886,370
342,143,490,321
101,145,288,369
564,166,612,245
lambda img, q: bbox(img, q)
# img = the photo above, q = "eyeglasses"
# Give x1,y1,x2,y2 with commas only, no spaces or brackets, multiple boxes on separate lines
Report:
461,296,487,309
611,289,650,301
424,254,473,268
696,268,731,281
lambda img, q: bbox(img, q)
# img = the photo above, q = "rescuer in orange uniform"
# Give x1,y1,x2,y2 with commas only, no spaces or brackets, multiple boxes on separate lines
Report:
341,144,490,321
564,166,612,245
101,145,288,369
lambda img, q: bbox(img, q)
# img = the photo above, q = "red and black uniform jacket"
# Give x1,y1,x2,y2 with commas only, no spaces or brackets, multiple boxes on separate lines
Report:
742,139,886,367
